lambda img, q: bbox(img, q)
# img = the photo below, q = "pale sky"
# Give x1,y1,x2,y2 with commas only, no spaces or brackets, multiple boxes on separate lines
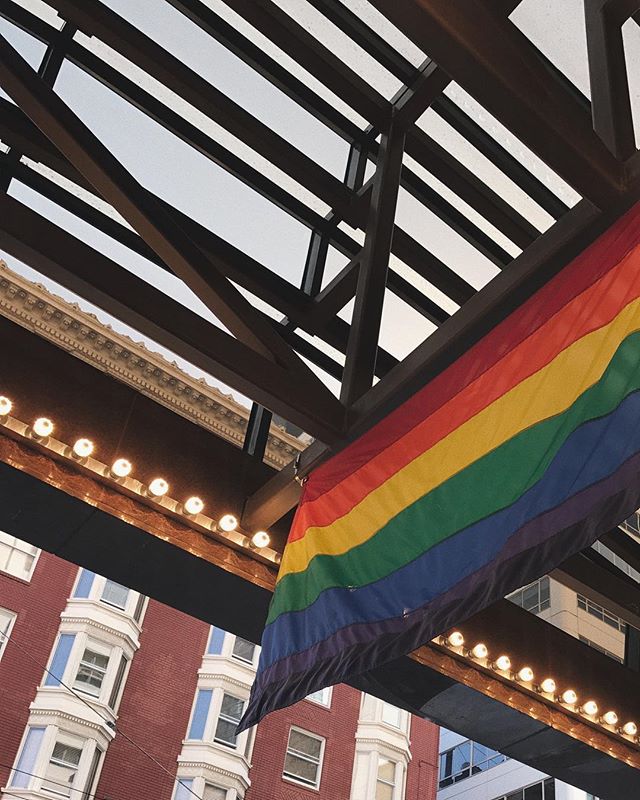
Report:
1,0,638,415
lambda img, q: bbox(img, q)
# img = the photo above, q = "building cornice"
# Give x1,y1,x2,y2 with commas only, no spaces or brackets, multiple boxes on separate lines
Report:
0,260,307,468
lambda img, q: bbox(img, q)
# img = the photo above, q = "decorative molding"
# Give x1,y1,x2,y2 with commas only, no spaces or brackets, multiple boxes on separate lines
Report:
0,260,308,468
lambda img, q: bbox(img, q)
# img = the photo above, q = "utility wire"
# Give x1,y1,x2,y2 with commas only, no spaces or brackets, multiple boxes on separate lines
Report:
0,628,203,800
0,760,110,800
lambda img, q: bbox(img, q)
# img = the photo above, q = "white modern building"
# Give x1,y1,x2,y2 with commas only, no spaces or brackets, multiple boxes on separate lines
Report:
436,527,640,800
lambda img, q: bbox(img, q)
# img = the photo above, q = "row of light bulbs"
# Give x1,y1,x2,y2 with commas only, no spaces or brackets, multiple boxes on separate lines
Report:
438,631,638,740
0,396,271,550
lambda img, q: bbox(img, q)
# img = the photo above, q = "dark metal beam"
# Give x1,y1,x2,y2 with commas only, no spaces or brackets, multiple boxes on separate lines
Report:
220,0,390,128
165,0,364,144
584,0,638,160
242,198,621,527
393,59,450,130
0,193,345,441
341,118,406,405
46,0,359,225
350,199,606,437
0,105,400,381
0,31,297,368
371,0,627,207
601,526,640,574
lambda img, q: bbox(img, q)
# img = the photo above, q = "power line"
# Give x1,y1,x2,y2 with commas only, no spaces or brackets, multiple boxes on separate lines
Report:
0,627,203,800
0,759,109,800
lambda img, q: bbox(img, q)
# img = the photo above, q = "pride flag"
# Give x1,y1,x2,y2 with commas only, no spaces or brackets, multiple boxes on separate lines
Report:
240,202,640,730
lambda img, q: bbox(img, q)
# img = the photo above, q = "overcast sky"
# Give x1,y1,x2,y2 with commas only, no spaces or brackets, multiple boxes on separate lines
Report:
1,0,639,413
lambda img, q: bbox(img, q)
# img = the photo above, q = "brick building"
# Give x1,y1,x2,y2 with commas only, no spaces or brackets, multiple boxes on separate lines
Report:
0,539,439,800
0,263,439,800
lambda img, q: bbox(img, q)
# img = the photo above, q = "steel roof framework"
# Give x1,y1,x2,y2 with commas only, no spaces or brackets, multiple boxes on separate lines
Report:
0,0,640,795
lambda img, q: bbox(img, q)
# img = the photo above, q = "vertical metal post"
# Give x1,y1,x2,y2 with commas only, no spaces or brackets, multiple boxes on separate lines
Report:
584,0,636,161
340,115,406,406
0,21,76,192
301,229,329,297
243,402,273,461
625,624,640,672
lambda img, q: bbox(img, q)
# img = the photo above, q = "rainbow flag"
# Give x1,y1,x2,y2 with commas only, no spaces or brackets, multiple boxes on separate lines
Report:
240,202,640,730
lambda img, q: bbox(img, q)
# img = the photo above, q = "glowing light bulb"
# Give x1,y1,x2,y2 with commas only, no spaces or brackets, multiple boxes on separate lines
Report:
446,632,464,648
494,655,511,672
72,438,94,459
562,689,578,705
518,667,534,683
251,530,270,548
111,458,132,478
471,643,488,659
32,417,53,438
602,711,618,726
540,678,556,695
218,514,238,532
622,722,638,737
148,478,169,497
582,700,599,717
0,396,12,416
184,496,204,516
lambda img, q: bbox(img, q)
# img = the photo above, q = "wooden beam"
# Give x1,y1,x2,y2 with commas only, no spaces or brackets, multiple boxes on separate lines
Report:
341,118,406,405
370,0,627,207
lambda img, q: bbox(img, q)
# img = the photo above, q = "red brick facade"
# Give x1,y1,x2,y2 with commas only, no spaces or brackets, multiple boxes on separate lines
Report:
247,684,361,800
0,553,77,792
0,549,439,800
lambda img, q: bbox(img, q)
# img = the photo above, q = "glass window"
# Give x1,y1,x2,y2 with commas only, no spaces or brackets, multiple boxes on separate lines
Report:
42,740,82,797
101,580,129,610
507,576,550,614
0,607,16,661
376,757,396,800
203,786,226,800
493,778,556,800
207,627,225,655
524,782,543,800
0,532,39,581
189,689,213,740
578,635,624,663
214,693,244,748
306,686,332,707
439,740,507,787
283,728,324,789
381,701,404,728
577,594,627,632
174,778,194,800
10,727,45,788
231,637,256,664
74,647,110,697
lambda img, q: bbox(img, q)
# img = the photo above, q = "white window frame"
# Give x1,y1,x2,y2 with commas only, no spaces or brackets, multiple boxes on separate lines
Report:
0,531,40,582
100,579,130,611
381,701,407,731
282,726,325,790
73,640,112,698
0,606,17,661
305,686,332,708
70,570,146,623
213,692,245,749
376,755,397,800
230,635,257,665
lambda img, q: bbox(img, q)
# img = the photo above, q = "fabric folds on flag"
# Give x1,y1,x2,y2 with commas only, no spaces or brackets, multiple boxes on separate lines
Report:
239,202,640,731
